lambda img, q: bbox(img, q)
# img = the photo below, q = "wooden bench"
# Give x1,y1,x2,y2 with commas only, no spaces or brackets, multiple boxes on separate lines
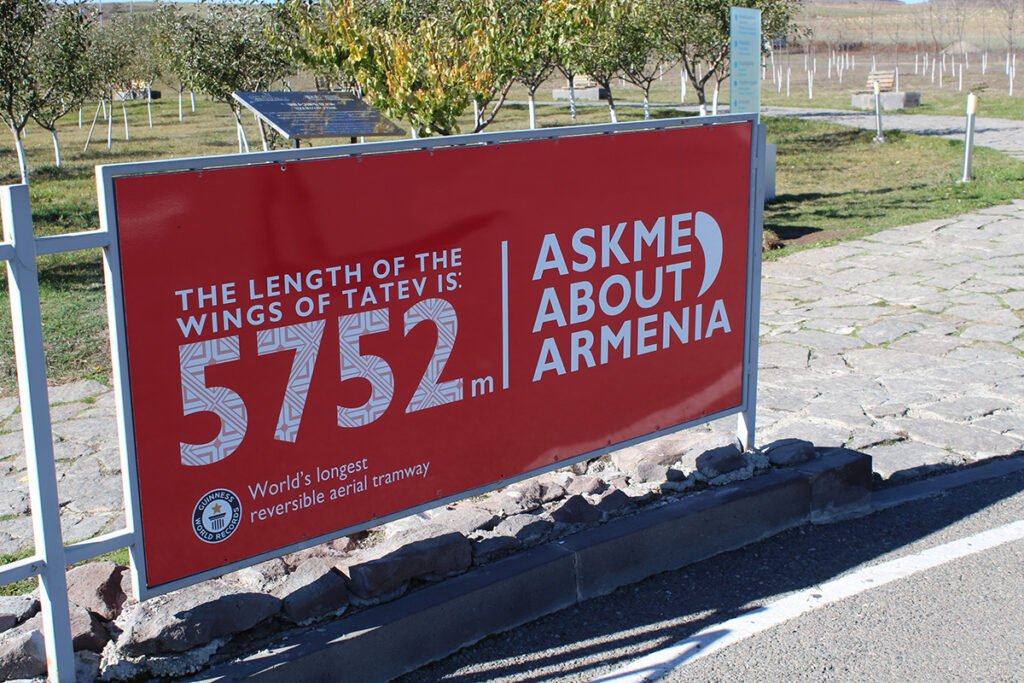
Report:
862,70,896,93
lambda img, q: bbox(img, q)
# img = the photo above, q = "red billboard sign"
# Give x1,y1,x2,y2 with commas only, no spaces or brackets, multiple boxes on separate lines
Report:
109,121,757,592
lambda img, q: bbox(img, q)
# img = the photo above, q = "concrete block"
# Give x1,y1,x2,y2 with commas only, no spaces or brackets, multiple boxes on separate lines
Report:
560,469,810,600
795,448,873,523
552,86,608,101
202,545,577,682
850,91,921,110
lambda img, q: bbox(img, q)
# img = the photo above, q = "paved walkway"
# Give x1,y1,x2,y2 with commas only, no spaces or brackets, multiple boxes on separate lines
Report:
763,106,1024,159
1,179,1023,556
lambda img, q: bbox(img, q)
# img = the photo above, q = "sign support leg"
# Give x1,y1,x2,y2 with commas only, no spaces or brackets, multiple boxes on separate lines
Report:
2,185,76,682
737,123,766,453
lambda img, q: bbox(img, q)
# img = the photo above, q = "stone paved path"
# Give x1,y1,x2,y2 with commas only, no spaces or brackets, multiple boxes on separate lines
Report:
0,205,1022,555
763,106,1024,159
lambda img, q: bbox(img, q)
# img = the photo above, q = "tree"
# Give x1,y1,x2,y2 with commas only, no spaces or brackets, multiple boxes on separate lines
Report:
992,0,1019,57
509,0,557,129
286,0,525,137
170,2,294,150
573,0,628,123
0,0,91,182
546,0,609,123
660,0,802,109
29,4,92,167
617,0,672,120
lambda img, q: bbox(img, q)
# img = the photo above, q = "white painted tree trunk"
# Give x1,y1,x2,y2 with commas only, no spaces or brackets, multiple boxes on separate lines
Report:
642,94,650,120
78,108,82,128
50,129,62,167
680,66,687,103
528,92,537,130
190,91,196,112
106,99,113,150
568,76,577,122
121,97,129,140
11,126,28,184
178,91,183,122
711,84,719,115
147,85,153,128
609,101,618,123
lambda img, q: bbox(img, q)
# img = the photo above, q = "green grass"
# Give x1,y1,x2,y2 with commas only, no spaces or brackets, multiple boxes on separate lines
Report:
1,92,1023,393
763,117,1024,257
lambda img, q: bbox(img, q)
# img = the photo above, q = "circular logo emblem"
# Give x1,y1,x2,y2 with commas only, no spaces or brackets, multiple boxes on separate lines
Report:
192,489,242,544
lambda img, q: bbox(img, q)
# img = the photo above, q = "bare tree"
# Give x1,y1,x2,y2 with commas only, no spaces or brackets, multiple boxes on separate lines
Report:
992,0,1019,56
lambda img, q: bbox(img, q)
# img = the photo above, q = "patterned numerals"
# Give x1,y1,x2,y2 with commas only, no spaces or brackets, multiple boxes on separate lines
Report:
177,298,464,465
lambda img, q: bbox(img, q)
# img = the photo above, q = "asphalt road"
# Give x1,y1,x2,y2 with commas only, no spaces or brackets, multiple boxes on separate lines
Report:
399,465,1024,682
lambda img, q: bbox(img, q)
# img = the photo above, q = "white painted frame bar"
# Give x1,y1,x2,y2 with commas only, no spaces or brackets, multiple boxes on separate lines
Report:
1,186,78,682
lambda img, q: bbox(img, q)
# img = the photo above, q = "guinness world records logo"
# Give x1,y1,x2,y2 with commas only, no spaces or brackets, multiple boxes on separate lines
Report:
192,489,242,543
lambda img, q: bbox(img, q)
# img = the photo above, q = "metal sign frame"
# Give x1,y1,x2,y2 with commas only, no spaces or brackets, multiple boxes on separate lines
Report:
0,114,763,682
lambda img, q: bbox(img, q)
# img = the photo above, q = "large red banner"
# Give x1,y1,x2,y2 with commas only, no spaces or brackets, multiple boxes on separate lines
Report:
112,122,754,590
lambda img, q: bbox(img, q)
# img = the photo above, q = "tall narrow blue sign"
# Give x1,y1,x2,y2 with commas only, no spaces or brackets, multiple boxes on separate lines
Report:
730,7,762,116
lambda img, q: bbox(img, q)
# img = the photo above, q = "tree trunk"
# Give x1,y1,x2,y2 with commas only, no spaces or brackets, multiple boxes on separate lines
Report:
607,91,618,123
107,98,114,150
11,125,28,184
79,107,82,128
50,129,62,167
642,92,650,120
233,110,249,153
178,90,183,122
568,75,577,122
528,90,537,130
121,96,130,140
147,84,153,128
472,100,480,130
84,100,102,152
190,90,196,112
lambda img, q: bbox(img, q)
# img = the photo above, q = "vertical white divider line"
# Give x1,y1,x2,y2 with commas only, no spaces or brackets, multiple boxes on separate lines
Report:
501,240,509,390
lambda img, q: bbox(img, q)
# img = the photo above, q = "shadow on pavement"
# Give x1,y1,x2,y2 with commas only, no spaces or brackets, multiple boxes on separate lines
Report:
397,455,1024,683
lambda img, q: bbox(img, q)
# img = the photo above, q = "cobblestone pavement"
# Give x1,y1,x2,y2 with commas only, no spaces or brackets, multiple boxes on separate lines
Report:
0,206,1022,556
763,106,1024,159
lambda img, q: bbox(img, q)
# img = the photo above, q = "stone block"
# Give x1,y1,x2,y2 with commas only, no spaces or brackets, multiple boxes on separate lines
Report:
0,595,38,633
67,561,127,620
550,495,602,525
429,506,500,536
279,558,349,624
795,447,873,523
763,438,818,467
566,476,607,496
347,532,471,599
115,581,281,656
695,445,746,479
70,604,109,652
0,624,46,680
492,514,553,546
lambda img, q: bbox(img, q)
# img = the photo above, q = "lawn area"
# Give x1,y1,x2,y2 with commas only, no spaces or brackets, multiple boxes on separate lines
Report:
0,94,1023,392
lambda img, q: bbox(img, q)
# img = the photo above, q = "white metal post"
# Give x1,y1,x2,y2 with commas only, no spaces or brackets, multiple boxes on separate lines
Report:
737,123,766,453
962,93,978,182
1,185,76,683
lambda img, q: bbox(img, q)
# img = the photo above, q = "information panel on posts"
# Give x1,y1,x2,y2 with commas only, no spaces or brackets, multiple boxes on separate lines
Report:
110,121,755,592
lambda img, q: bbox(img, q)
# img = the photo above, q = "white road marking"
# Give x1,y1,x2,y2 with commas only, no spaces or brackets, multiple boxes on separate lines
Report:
596,519,1024,683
